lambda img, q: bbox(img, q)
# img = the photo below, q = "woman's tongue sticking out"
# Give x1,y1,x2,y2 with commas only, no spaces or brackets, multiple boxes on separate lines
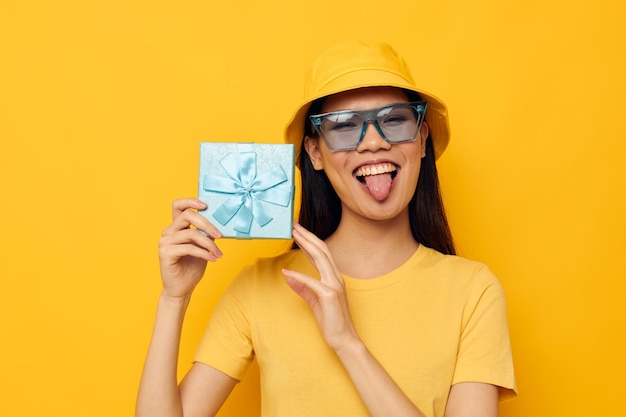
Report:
355,163,396,201
363,173,393,201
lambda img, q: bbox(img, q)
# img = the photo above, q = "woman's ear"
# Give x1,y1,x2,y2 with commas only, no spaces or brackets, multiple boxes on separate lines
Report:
303,135,324,170
419,121,430,158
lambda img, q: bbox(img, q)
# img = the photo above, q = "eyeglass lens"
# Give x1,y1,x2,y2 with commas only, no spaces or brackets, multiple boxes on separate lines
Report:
313,103,424,151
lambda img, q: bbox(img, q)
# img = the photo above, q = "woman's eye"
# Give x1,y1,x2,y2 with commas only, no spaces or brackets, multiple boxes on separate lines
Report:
382,115,409,124
329,122,358,131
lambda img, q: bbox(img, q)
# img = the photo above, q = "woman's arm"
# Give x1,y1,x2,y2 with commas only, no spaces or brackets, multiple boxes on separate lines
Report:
136,198,235,417
444,382,499,417
136,294,190,417
332,338,427,417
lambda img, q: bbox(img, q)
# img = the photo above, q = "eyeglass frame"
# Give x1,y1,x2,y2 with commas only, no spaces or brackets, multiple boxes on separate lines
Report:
308,101,428,152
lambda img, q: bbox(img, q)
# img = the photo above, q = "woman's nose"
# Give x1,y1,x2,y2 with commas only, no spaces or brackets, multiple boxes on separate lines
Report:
356,121,391,152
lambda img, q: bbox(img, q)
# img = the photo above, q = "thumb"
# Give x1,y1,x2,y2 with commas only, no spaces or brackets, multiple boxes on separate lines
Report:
283,269,319,307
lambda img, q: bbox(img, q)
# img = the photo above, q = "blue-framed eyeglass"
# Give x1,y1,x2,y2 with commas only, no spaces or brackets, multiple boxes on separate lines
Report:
309,101,427,152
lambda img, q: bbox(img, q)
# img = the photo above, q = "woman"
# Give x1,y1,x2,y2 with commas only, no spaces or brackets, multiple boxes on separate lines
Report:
137,41,517,417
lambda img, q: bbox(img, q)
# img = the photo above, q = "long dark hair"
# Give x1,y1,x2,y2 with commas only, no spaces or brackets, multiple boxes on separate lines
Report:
293,91,456,255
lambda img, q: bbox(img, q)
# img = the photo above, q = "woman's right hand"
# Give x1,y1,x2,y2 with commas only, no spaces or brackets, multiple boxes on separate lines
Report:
158,198,223,299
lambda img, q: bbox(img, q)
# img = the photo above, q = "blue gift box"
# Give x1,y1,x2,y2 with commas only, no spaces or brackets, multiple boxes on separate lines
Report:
198,142,295,239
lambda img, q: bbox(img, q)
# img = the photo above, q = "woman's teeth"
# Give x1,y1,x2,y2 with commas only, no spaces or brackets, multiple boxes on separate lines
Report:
354,162,397,177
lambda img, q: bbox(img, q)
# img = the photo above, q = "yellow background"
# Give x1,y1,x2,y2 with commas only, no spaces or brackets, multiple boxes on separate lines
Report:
1,0,625,415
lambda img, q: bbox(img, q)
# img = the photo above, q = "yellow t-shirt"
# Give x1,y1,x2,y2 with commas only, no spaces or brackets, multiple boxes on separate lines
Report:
194,245,516,417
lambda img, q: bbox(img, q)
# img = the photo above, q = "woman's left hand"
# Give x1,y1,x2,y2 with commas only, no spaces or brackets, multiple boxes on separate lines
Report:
282,222,360,353
284,224,431,417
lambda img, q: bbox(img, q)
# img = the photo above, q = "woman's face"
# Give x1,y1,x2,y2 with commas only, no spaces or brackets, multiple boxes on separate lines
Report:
304,86,428,222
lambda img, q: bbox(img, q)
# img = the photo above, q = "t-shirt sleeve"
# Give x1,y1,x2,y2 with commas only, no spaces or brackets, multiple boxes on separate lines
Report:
452,265,518,400
193,266,256,381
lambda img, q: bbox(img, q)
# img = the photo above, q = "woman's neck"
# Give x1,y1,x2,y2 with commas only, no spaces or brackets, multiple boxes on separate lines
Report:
325,211,419,279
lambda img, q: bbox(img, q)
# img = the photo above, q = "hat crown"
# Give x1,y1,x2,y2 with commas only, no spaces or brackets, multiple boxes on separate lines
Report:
305,41,416,98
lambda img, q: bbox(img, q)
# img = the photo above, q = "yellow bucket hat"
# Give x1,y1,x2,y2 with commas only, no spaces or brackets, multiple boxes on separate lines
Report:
284,41,450,161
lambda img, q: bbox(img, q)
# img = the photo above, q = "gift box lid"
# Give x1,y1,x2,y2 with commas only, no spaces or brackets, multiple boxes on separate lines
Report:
198,142,295,239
